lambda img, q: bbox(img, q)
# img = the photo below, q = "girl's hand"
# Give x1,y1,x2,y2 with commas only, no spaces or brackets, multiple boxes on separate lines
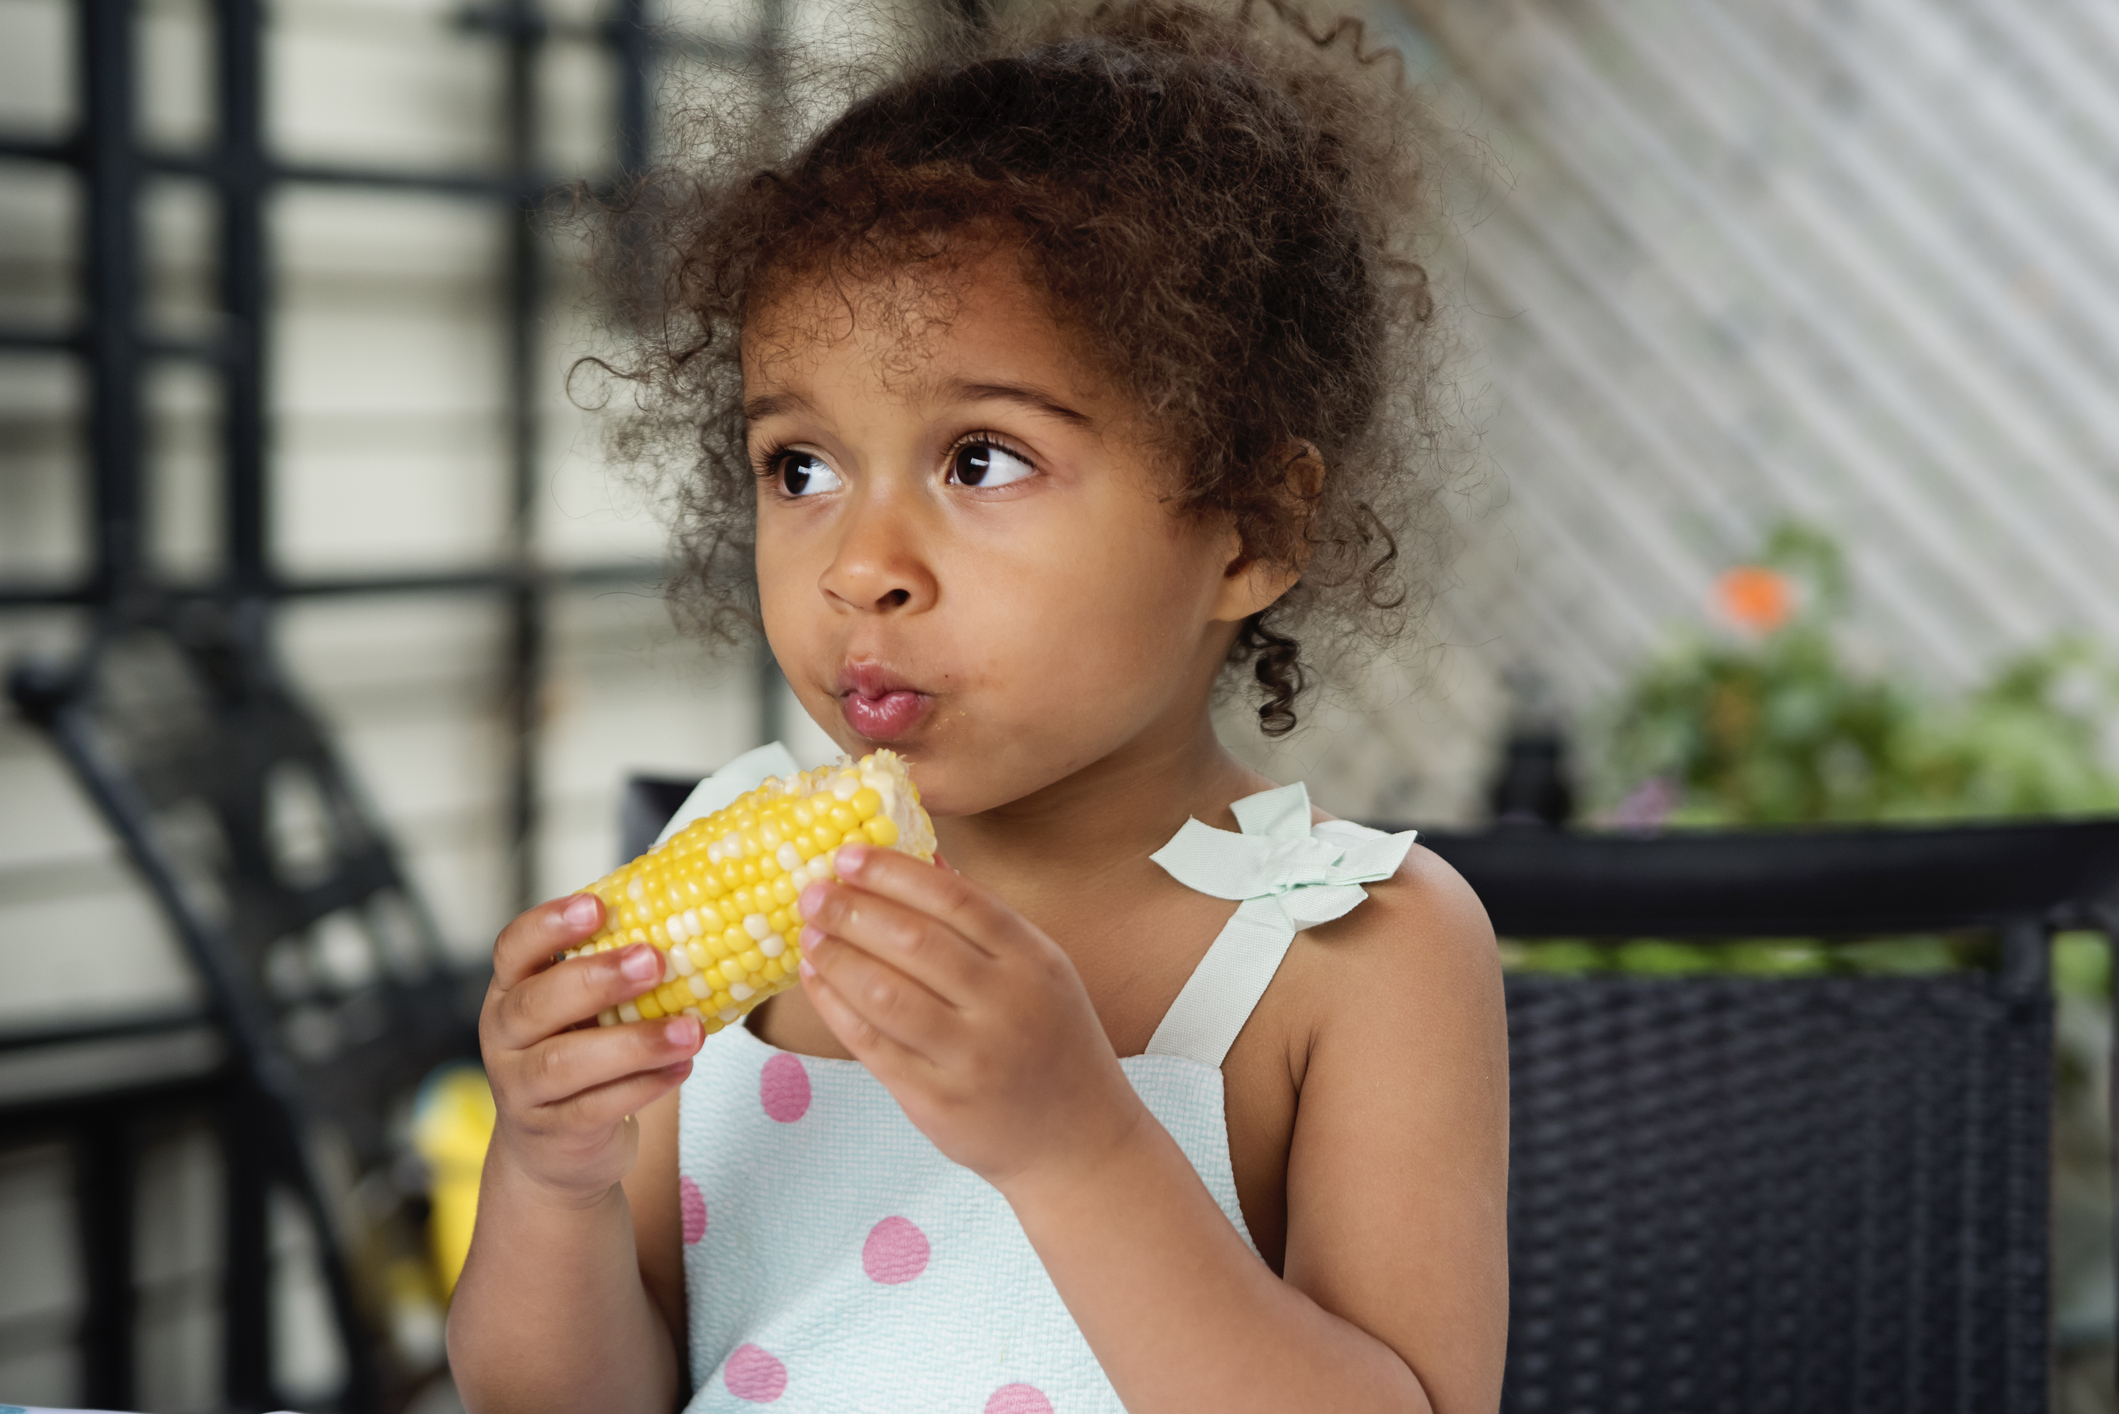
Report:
796,845,1149,1195
478,895,705,1207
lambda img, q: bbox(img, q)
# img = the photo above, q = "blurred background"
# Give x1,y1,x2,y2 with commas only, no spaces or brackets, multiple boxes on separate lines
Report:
2,0,2116,1409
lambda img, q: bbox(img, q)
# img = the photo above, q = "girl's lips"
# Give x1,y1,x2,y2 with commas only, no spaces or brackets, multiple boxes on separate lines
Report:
840,688,931,742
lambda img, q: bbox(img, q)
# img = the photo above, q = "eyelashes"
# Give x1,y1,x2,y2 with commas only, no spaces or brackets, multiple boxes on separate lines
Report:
767,447,841,498
945,435,1036,488
752,433,1040,498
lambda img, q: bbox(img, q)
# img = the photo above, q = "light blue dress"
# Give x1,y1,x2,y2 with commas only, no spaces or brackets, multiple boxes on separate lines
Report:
671,752,1416,1413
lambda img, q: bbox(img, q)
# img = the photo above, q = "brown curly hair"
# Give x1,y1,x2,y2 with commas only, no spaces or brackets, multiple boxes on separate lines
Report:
588,0,1454,735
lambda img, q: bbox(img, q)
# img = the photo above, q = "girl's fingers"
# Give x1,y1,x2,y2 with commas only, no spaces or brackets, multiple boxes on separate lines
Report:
542,1060,695,1133
513,1014,703,1109
797,876,991,1002
800,936,954,1063
833,845,1017,957
801,968,935,1089
492,893,605,989
492,944,665,1049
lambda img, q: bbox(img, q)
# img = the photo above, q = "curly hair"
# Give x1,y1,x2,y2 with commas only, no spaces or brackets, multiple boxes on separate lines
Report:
587,0,1454,735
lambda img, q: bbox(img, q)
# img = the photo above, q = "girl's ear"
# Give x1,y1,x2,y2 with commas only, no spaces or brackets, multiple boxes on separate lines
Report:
1209,442,1323,623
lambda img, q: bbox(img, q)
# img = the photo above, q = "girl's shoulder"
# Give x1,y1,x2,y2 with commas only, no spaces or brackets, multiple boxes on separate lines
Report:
1285,817,1503,1062
1314,827,1492,953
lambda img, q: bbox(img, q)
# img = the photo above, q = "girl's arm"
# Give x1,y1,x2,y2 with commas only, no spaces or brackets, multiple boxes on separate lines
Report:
797,844,1507,1414
447,897,705,1414
1004,849,1508,1412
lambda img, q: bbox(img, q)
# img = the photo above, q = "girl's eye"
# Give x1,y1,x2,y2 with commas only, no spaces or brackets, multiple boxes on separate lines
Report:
948,442,1034,488
775,452,842,498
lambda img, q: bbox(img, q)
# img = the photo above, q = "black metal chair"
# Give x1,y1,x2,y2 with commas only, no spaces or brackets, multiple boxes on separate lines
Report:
1417,820,2119,1414
627,778,2119,1414
8,601,485,1413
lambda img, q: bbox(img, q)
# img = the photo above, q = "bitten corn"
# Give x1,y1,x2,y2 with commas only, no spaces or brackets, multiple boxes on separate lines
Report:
567,749,936,1036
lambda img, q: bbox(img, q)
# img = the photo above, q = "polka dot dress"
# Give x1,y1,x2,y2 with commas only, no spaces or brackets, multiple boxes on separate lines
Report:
676,1024,1260,1412
673,769,1413,1412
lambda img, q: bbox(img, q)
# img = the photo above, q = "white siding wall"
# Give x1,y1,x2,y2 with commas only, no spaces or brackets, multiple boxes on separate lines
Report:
1252,0,2119,820
1397,0,2119,719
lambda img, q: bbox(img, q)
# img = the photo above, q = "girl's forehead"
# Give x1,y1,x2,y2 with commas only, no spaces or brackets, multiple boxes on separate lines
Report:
741,255,1110,414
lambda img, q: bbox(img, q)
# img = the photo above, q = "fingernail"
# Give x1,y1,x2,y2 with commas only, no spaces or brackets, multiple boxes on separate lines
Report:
561,894,601,929
798,958,817,980
800,924,825,949
665,1016,700,1047
620,946,660,980
837,843,868,873
799,883,829,915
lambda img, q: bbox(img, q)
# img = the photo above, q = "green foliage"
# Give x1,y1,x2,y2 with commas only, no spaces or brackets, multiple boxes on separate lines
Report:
1506,524,2119,991
1503,934,1981,980
1603,524,2119,826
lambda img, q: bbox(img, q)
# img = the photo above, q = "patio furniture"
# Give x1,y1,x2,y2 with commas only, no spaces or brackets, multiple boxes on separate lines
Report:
1420,820,2119,1414
7,602,483,1413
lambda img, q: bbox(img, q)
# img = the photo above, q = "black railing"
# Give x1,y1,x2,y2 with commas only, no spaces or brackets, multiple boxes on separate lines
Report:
0,0,787,909
0,1,786,1405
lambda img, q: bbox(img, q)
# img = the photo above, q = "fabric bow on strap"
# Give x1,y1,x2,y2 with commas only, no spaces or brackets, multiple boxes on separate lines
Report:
1151,781,1417,929
1143,782,1418,1066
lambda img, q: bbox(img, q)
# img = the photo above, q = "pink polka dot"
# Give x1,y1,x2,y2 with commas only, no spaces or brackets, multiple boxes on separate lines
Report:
759,1053,811,1123
984,1385,1052,1414
860,1216,930,1284
724,1344,787,1403
679,1175,707,1245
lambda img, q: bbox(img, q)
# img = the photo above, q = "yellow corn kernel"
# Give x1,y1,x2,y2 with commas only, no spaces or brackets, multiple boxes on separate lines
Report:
567,749,934,1031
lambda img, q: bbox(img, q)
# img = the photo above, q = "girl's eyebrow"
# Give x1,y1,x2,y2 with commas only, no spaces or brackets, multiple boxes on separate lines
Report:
742,381,1090,426
742,390,812,423
942,379,1092,426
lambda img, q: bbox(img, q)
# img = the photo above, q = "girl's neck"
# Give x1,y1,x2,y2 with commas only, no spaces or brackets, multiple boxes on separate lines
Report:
931,706,1271,900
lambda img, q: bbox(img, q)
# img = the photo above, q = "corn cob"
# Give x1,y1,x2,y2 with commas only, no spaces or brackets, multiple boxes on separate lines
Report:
567,749,935,1034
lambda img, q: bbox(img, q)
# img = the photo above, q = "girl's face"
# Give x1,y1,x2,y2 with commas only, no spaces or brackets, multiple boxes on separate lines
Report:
743,252,1282,817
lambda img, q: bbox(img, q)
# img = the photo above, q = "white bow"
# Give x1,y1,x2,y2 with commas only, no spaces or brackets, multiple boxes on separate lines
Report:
1150,782,1417,932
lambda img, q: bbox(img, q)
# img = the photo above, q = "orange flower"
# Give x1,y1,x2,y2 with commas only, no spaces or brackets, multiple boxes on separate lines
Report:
1716,566,1794,633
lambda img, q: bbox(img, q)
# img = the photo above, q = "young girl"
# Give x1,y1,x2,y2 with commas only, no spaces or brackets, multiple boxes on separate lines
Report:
448,4,1508,1411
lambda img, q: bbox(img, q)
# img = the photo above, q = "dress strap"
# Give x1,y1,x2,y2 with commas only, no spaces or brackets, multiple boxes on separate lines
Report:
1144,783,1417,1067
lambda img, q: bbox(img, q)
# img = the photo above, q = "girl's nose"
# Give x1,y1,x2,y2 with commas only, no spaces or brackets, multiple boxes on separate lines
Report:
818,503,938,616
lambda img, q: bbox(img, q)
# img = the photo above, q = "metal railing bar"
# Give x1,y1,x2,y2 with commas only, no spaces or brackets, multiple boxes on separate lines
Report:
0,583,93,607
0,328,237,362
0,1009,214,1056
281,562,666,596
0,327,82,352
0,133,74,164
0,563,670,611
0,136,531,200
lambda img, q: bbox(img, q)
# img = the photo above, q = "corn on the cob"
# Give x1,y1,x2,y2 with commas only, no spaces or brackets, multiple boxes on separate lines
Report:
567,749,935,1035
